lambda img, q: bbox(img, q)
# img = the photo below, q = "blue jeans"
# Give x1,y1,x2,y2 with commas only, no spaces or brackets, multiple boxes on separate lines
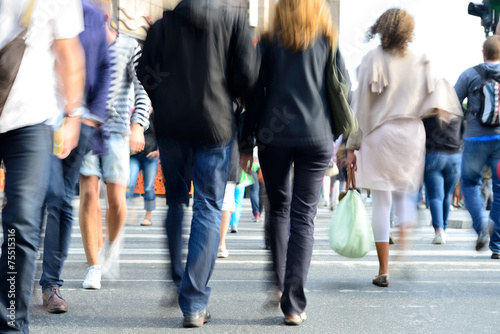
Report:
230,186,245,228
461,139,500,253
249,171,260,214
157,137,232,317
39,124,95,291
0,124,52,333
423,152,461,232
259,143,332,316
126,154,158,211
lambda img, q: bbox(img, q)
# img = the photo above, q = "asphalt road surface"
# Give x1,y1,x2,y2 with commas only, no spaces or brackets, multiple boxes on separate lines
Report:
15,196,500,333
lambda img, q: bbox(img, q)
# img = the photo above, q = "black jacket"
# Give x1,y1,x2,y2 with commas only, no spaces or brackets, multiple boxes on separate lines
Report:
423,115,463,154
240,35,344,153
137,0,258,143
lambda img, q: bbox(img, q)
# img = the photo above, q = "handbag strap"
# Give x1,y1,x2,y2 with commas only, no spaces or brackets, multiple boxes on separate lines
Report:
19,0,37,28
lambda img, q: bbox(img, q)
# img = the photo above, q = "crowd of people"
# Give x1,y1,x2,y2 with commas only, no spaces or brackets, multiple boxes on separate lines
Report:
0,0,499,332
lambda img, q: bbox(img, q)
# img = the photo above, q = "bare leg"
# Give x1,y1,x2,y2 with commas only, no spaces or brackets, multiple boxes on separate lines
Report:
219,211,232,248
105,183,127,243
375,242,390,275
145,210,153,220
97,198,103,250
79,176,100,266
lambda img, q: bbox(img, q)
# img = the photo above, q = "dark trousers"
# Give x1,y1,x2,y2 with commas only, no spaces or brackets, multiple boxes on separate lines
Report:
259,143,332,316
39,124,95,290
157,137,232,316
249,172,260,214
0,124,52,333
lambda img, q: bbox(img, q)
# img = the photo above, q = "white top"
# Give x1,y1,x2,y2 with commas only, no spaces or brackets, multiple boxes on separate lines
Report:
346,47,463,192
346,46,462,150
0,0,84,133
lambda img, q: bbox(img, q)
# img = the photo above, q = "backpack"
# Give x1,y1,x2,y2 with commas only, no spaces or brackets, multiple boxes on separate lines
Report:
472,65,500,127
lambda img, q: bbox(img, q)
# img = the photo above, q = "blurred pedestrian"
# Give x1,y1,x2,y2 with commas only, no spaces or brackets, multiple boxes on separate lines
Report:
79,0,150,289
137,0,257,328
126,111,159,226
454,35,500,259
346,8,462,287
249,149,262,222
218,126,241,258
38,0,110,313
0,0,84,331
240,0,342,325
422,115,463,244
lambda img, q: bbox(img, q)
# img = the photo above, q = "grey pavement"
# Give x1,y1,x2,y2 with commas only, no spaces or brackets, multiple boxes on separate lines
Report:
2,194,500,333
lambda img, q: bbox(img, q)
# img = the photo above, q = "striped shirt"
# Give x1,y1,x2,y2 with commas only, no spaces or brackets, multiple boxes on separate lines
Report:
107,35,150,134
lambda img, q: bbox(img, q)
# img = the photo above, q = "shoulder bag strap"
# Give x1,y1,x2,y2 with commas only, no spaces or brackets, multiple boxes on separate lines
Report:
19,0,36,28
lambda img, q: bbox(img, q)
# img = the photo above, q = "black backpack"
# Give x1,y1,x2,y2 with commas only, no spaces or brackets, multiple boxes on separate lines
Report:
472,65,500,127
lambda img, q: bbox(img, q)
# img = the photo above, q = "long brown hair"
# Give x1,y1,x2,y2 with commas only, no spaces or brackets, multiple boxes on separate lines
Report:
269,0,337,51
366,8,414,56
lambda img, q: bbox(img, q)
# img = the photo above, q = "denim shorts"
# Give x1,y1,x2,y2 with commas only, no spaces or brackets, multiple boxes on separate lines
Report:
80,133,130,186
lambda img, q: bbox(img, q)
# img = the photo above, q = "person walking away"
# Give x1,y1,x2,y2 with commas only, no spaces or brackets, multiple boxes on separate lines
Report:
137,0,257,327
126,111,159,226
240,0,343,325
38,0,111,313
454,35,500,259
217,137,240,258
346,8,463,288
79,0,150,289
0,0,85,331
422,115,463,244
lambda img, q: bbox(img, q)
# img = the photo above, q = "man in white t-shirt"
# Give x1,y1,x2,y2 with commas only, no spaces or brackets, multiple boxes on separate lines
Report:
0,0,84,332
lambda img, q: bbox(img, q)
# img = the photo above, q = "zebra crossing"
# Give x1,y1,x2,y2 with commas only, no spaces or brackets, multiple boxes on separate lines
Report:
25,196,500,333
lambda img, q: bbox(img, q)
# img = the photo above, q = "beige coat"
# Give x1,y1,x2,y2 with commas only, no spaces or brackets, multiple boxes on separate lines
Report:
346,46,462,192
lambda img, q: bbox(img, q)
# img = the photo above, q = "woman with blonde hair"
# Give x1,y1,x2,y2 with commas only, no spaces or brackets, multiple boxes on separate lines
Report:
346,8,462,287
240,0,346,325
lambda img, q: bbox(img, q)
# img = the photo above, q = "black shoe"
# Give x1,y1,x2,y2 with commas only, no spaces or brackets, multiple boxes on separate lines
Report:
492,253,500,259
183,310,211,328
372,274,389,287
476,231,490,251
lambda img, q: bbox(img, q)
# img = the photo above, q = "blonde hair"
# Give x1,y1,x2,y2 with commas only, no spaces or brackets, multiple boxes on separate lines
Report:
269,0,337,51
483,36,500,60
366,8,414,56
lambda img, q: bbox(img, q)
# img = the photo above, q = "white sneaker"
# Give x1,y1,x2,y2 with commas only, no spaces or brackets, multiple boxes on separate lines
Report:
83,265,102,289
102,237,121,280
217,246,229,258
432,233,446,245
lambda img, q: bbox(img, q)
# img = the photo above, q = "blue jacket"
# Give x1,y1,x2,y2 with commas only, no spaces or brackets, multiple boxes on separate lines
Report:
80,0,110,154
454,62,500,139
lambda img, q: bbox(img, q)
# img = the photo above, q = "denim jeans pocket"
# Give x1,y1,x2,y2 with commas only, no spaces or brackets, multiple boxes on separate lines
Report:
425,153,439,172
449,154,462,175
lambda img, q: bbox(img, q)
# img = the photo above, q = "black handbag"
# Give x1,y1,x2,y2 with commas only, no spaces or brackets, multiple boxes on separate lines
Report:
0,0,36,115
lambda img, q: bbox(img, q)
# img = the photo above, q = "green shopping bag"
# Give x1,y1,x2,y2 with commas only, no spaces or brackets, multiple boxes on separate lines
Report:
329,167,373,258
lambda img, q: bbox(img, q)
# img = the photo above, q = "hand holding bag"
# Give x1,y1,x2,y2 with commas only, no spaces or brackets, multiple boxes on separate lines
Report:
329,166,373,258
